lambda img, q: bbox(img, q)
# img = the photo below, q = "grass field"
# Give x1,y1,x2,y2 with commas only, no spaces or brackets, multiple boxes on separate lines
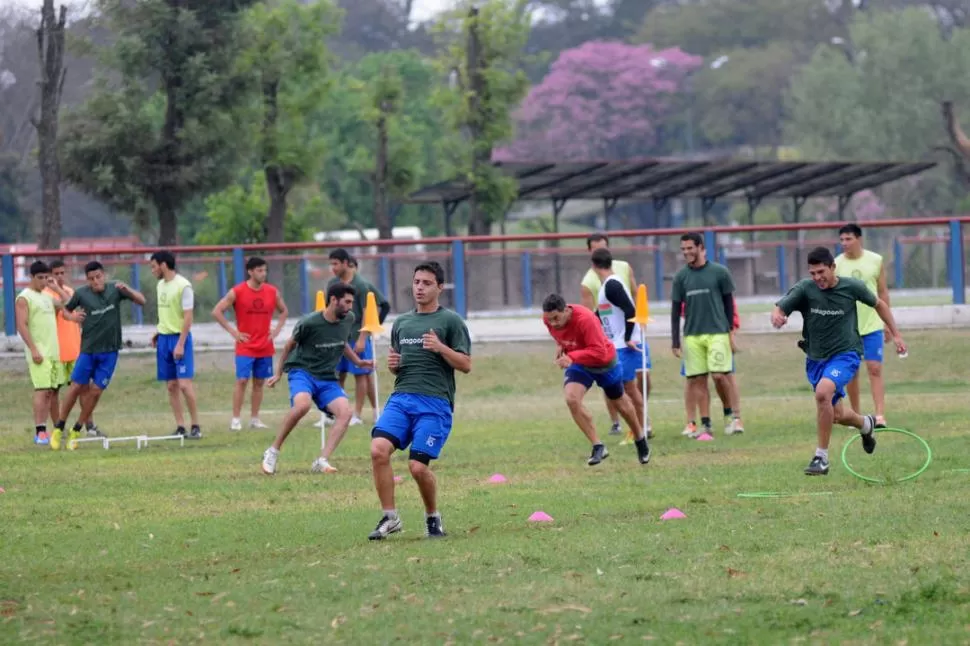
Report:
2,330,970,644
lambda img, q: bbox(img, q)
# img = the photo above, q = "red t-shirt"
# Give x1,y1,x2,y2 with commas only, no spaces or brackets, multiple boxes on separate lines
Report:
543,304,617,369
681,296,740,330
232,282,278,357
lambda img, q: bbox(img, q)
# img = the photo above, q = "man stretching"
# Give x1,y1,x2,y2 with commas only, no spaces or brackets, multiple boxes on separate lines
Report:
542,293,650,467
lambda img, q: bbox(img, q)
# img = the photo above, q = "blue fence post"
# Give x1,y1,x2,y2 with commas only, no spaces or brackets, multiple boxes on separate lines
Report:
451,240,467,318
131,262,143,326
893,238,903,289
704,230,716,258
717,246,727,266
217,261,227,298
653,250,664,301
949,219,965,304
3,255,16,337
232,247,245,286
776,245,788,294
520,252,533,308
834,242,843,257
378,256,391,300
300,257,310,315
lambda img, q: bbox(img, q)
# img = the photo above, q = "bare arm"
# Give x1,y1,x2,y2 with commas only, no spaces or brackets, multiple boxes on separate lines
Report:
579,285,594,311
440,346,472,374
179,311,193,347
342,344,372,368
267,338,296,387
628,266,637,291
272,291,288,339
873,299,900,340
116,281,147,306
15,297,39,357
211,290,240,341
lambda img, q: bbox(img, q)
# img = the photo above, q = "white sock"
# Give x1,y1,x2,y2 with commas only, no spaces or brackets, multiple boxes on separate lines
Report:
425,511,440,520
383,509,398,519
861,415,873,434
815,448,829,461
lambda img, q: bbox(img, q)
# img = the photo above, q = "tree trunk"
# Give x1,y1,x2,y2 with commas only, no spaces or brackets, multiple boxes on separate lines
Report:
465,6,491,241
33,0,67,250
157,198,178,246
374,110,392,240
264,165,288,244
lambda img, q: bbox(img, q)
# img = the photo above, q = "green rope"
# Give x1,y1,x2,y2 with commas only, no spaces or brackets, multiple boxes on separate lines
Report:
841,427,932,484
737,491,834,498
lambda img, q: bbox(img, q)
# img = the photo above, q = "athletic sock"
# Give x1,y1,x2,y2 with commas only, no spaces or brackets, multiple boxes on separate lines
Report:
54,420,65,430
383,509,398,519
723,408,732,417
85,421,95,430
701,417,711,429
72,422,82,432
36,424,46,436
815,448,829,461
425,511,440,520
861,415,874,435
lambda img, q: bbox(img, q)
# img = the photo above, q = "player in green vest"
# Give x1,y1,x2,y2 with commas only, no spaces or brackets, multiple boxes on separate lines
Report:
835,224,892,427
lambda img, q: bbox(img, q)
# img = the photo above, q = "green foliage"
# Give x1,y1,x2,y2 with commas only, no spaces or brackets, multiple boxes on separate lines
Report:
0,153,29,243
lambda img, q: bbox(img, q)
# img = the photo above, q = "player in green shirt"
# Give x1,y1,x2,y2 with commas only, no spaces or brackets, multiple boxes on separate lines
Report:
772,247,907,476
367,261,472,541
261,282,372,476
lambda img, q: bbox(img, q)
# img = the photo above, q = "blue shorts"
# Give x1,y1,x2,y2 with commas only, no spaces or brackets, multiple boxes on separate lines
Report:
372,392,453,461
618,344,651,382
71,352,119,390
681,357,736,377
337,337,373,376
236,355,274,380
286,369,347,411
156,333,194,381
805,352,861,406
861,331,884,363
563,361,625,400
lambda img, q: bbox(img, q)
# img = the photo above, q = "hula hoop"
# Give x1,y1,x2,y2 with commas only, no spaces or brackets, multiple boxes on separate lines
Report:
737,491,834,499
841,427,932,484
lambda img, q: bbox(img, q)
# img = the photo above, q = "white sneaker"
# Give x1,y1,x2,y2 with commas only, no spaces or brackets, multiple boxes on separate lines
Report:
315,413,335,428
725,418,745,435
230,418,242,431
310,457,337,473
261,447,279,475
249,418,268,429
349,415,363,426
682,422,697,437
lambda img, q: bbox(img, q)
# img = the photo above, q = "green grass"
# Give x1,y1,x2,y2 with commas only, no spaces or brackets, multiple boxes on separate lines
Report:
2,331,970,644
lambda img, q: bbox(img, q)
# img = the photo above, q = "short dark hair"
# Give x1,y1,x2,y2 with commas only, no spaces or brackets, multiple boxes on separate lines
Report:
542,293,567,313
326,282,356,303
246,256,266,272
586,233,609,250
84,261,104,275
150,250,176,270
29,260,50,276
680,232,704,247
838,223,863,238
807,246,835,267
50,259,65,270
414,261,445,286
328,248,352,263
349,256,358,268
590,247,613,269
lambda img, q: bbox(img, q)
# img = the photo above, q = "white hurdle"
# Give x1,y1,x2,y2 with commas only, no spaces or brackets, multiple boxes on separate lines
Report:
104,435,145,449
71,436,109,449
138,434,186,449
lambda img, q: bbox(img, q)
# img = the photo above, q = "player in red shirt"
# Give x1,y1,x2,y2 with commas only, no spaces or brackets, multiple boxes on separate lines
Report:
212,256,289,430
541,293,650,467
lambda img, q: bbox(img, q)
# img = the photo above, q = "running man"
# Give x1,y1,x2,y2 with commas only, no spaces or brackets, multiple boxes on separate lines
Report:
670,232,737,439
579,233,637,436
542,293,651,467
327,248,390,426
212,256,288,431
53,261,147,450
150,251,201,439
772,247,906,475
589,248,651,438
367,261,471,541
835,224,891,427
261,283,372,475
16,261,73,445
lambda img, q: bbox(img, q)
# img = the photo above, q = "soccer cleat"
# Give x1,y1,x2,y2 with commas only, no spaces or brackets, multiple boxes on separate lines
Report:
249,418,268,429
230,418,243,431
608,421,622,435
349,415,363,426
310,458,337,474
587,443,609,466
634,437,651,465
174,426,187,438
619,431,634,446
261,447,279,475
188,426,202,440
49,428,62,451
681,422,697,437
861,415,877,454
425,515,447,538
67,428,82,451
804,455,830,476
874,415,887,429
368,514,403,540
646,417,654,440
34,431,50,446
726,417,745,435
85,425,106,438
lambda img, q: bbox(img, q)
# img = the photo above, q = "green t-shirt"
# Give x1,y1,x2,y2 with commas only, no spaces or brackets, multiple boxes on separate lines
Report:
671,262,735,336
283,311,355,381
156,274,192,335
391,307,471,408
17,288,59,360
776,277,877,361
65,283,131,354
327,273,389,342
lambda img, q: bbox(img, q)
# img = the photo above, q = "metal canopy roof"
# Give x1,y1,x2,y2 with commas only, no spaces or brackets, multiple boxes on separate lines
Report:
404,159,936,206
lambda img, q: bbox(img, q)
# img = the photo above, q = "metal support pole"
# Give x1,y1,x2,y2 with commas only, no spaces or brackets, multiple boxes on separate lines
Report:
893,238,903,288
837,194,853,219
232,247,245,285
451,240,467,318
3,255,15,336
300,257,311,315
653,250,664,301
378,256,391,302
217,261,227,298
521,252,533,307
603,197,619,231
552,198,567,296
131,262,143,325
704,230,716,259
777,245,788,294
950,219,965,304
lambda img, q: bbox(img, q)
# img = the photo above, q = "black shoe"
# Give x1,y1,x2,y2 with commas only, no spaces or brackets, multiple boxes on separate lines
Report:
804,455,830,476
587,443,609,466
425,515,447,539
174,426,187,437
861,416,877,454
608,422,622,435
188,425,202,440
634,437,651,465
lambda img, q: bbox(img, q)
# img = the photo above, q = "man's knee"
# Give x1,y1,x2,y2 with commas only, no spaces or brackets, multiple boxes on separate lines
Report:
370,436,395,462
564,386,585,409
166,380,180,395
329,399,353,424
866,361,883,378
235,377,250,387
814,382,835,405
408,457,432,478
291,393,313,415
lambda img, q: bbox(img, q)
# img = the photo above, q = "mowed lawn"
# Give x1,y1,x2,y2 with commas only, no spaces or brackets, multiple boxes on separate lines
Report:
1,330,970,645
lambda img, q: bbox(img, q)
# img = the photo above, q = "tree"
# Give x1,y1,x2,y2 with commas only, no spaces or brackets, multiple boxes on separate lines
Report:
32,0,67,250
498,41,702,161
236,0,340,246
433,1,531,236
60,0,256,245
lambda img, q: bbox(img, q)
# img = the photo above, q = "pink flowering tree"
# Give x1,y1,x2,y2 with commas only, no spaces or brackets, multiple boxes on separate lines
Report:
496,41,703,161
808,190,886,222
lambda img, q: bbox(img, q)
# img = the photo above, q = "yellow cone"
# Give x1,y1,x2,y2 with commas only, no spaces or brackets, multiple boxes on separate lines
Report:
361,291,385,335
315,290,325,312
628,284,649,326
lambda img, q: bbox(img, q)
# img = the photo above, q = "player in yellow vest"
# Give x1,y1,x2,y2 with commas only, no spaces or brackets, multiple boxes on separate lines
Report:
150,250,202,439
835,224,891,427
579,233,642,438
